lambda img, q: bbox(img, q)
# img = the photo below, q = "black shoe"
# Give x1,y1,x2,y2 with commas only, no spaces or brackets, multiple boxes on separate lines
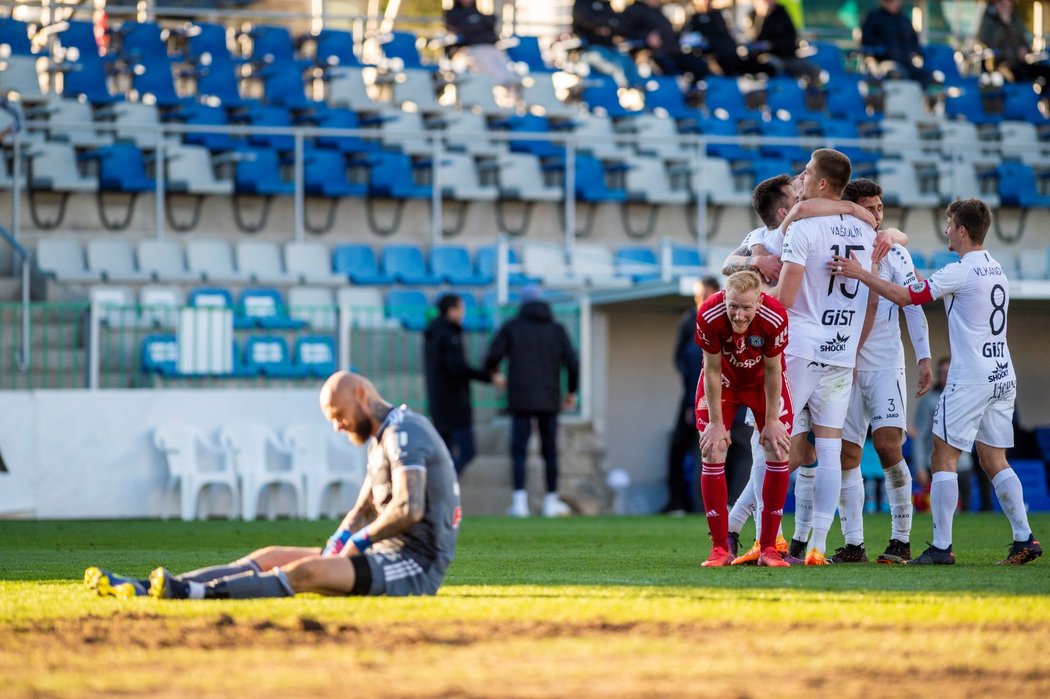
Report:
906,543,955,565
877,539,912,564
829,543,869,564
996,534,1043,566
787,537,807,560
728,531,741,558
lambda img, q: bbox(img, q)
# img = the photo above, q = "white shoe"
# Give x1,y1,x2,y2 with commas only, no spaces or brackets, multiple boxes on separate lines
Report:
542,493,572,518
508,490,530,518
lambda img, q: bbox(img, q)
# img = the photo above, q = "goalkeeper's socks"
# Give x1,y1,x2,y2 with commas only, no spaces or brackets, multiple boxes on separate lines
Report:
178,557,261,584
204,569,294,599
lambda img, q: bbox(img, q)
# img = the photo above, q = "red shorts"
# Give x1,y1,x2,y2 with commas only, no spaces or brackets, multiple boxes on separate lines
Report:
695,373,794,434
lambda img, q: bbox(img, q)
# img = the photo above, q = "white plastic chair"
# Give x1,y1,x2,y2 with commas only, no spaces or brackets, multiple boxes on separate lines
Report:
284,422,367,520
285,241,344,286
154,423,238,521
219,422,304,520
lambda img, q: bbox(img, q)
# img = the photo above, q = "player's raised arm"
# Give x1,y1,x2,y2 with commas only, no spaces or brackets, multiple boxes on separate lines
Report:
831,252,914,306
780,197,878,233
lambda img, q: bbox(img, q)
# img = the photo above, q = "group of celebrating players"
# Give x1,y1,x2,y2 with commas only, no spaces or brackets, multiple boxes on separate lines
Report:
692,148,1042,567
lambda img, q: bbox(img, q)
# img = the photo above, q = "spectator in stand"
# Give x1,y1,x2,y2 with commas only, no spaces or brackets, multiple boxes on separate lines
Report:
684,0,768,78
748,0,821,84
861,0,935,88
978,0,1050,86
484,287,580,518
572,0,642,87
444,0,517,86
622,0,708,85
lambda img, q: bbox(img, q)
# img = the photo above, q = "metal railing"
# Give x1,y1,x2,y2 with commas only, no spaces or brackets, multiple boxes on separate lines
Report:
0,223,34,372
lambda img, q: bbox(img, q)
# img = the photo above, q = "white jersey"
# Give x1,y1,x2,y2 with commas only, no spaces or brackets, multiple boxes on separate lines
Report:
857,245,931,371
781,213,875,368
919,249,1015,386
746,226,782,256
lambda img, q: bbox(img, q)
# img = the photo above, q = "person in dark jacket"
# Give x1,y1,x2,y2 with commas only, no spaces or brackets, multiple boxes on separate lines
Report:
748,0,820,83
978,0,1050,85
622,0,708,84
444,0,516,85
484,287,580,518
684,0,767,77
861,0,934,87
424,293,499,475
572,0,642,86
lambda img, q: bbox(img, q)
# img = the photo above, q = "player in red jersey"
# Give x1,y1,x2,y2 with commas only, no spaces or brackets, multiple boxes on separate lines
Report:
695,270,794,567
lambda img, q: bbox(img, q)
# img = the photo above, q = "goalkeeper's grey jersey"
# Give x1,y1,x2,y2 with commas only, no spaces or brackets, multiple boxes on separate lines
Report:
367,405,461,577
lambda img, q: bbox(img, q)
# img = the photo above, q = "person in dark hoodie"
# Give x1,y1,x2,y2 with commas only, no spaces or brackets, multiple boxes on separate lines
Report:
424,293,501,475
484,287,580,518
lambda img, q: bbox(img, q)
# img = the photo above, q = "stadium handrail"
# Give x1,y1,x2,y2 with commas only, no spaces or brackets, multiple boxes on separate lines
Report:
0,222,33,372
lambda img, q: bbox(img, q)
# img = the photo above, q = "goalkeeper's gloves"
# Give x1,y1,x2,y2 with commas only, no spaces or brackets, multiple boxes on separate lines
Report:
321,528,352,557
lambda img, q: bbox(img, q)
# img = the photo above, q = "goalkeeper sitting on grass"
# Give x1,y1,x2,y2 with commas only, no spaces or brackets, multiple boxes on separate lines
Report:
85,371,462,599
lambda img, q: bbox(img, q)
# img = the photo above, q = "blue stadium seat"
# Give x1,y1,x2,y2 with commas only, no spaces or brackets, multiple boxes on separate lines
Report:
331,243,396,285
702,76,763,127
455,292,494,332
295,335,338,377
386,289,430,331
128,58,182,107
309,107,380,155
0,17,35,56
908,250,928,271
1002,83,1050,124
922,43,971,90
807,40,850,81
383,244,442,285
1010,459,1050,512
758,119,811,164
241,105,295,152
818,119,880,172
314,28,362,67
304,149,368,198
1035,428,1050,464
930,251,961,270
825,75,880,124
695,116,757,162
260,62,317,109
234,147,295,195
118,21,174,62
366,152,432,199
476,246,533,287
642,76,701,126
248,25,302,66
580,74,638,119
500,114,566,160
764,76,826,127
670,244,705,272
566,155,626,202
56,25,123,104
431,246,489,286
380,30,436,72
615,246,660,282
505,35,554,74
186,22,238,64
944,87,1003,126
141,334,179,376
750,158,796,188
238,288,308,330
169,103,241,152
998,161,1050,208
243,335,306,378
87,144,155,193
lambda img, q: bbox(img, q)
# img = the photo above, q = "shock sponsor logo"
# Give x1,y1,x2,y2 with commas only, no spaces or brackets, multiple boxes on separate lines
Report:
819,332,851,353
987,361,1010,383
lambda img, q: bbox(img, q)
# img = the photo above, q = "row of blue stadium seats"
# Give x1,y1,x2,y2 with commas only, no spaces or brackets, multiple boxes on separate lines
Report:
141,332,336,379
94,283,515,334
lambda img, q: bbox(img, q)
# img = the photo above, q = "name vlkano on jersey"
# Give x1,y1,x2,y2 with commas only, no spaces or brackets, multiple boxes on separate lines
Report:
820,333,850,353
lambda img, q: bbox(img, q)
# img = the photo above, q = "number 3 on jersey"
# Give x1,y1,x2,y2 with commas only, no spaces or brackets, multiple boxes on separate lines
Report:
828,244,866,298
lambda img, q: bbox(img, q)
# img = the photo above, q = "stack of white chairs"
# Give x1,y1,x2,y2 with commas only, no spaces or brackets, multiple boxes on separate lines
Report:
154,423,239,521
219,422,305,521
284,422,367,520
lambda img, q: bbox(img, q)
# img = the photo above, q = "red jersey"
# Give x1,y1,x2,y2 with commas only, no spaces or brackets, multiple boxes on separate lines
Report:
694,290,789,390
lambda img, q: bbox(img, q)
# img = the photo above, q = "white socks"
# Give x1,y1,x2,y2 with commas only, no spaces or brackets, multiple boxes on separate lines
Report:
838,467,865,546
931,471,958,549
885,460,913,543
809,437,843,555
992,468,1032,541
792,467,815,544
729,432,766,535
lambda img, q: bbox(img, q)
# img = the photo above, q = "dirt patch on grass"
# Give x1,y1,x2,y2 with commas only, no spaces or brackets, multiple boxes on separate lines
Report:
3,614,1049,698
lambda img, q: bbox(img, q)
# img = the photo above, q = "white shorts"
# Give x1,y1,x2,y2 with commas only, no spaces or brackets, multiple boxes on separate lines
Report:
785,354,853,435
842,368,907,446
931,381,1016,451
